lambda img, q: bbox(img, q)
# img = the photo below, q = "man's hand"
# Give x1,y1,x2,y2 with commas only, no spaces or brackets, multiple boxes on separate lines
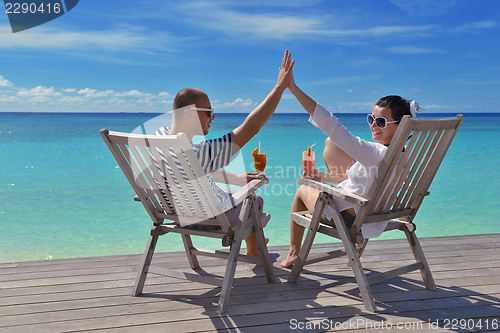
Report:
242,172,266,183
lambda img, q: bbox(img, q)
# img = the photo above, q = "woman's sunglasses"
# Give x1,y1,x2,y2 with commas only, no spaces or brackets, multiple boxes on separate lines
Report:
367,114,398,129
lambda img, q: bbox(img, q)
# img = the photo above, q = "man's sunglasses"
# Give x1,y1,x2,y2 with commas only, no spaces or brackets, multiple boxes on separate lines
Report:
191,107,214,117
367,114,398,129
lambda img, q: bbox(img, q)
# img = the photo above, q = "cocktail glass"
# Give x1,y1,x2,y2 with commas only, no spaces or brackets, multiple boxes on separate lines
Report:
302,151,315,177
254,150,267,175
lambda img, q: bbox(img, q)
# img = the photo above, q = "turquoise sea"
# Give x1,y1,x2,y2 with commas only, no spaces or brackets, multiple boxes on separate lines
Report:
1,112,499,263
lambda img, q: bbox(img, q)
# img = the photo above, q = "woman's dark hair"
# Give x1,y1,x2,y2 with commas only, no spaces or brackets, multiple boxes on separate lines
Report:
375,95,422,123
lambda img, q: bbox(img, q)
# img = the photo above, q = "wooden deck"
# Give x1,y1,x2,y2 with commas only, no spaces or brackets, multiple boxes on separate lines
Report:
1,233,499,332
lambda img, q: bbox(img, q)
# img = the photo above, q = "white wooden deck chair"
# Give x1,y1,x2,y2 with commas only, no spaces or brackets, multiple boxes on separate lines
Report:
100,129,276,314
287,114,464,312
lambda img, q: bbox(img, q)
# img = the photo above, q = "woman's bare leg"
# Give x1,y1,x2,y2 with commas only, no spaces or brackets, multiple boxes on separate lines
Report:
323,138,355,177
281,185,322,268
324,138,357,216
281,139,356,268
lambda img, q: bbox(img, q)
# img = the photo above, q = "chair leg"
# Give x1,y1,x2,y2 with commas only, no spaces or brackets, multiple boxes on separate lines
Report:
250,196,276,283
405,229,436,291
347,239,369,268
288,193,327,283
217,197,251,315
356,239,369,258
132,226,160,296
342,238,377,312
181,234,200,269
325,201,377,312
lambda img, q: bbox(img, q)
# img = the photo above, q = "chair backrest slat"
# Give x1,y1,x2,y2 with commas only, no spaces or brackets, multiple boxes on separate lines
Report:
168,146,211,218
129,144,174,215
392,130,435,210
101,132,163,224
101,129,232,228
403,127,457,214
395,130,443,211
373,130,421,213
360,115,463,223
173,146,221,217
149,136,213,220
383,130,428,213
124,144,160,204
381,130,433,213
143,145,177,215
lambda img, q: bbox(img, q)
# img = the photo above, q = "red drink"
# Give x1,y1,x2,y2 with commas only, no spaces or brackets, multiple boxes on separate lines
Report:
302,151,315,174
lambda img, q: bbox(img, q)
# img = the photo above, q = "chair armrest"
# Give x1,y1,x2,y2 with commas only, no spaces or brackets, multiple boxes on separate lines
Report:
218,177,269,212
297,178,368,206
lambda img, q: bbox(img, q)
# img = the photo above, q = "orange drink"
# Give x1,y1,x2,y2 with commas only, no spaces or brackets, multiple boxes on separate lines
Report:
253,150,266,174
302,150,315,174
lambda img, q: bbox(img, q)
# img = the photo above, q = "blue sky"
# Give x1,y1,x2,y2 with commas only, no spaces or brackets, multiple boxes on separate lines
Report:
0,0,498,113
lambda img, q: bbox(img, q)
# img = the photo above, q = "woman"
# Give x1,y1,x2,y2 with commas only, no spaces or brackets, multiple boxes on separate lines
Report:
281,72,420,268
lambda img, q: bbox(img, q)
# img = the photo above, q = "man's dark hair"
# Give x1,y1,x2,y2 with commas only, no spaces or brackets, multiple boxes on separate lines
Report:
173,88,206,110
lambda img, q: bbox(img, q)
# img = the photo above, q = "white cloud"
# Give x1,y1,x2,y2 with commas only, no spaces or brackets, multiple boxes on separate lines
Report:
0,96,19,102
90,90,116,98
0,25,179,53
0,83,174,111
453,20,498,33
338,102,374,111
281,92,295,100
116,90,152,98
176,2,436,41
58,96,85,103
26,96,53,103
78,88,97,95
178,3,319,39
217,98,253,108
17,86,62,97
309,75,379,87
387,46,445,54
78,88,115,98
322,25,436,39
157,99,173,104
0,76,13,86
388,0,459,16
425,104,449,109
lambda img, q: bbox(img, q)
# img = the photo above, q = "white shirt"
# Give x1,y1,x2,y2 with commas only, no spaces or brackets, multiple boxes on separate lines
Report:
309,104,389,238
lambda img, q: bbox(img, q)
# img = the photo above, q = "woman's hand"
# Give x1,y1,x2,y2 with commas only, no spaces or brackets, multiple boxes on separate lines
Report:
303,167,325,182
276,50,295,91
287,60,296,91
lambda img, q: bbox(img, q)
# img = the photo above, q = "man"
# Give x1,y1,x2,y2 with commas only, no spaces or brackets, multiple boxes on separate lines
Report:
156,50,294,256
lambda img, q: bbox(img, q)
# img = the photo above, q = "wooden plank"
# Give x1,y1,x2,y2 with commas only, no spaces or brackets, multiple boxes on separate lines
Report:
2,242,497,292
1,292,498,333
0,234,498,333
